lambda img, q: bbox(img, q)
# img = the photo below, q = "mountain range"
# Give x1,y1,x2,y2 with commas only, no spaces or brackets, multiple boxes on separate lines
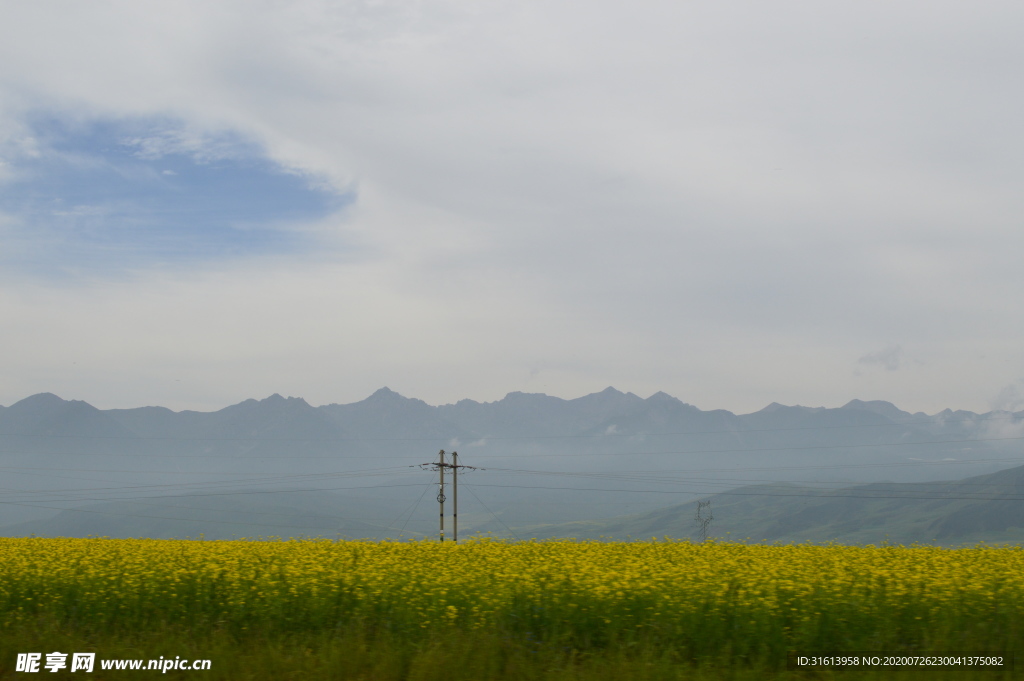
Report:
1,388,1022,543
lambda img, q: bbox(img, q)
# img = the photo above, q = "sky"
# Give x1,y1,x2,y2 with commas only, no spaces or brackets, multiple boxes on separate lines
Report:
1,0,1023,414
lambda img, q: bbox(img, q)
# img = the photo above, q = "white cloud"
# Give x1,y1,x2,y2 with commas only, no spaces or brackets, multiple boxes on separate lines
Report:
991,380,1024,413
119,127,250,163
857,345,906,372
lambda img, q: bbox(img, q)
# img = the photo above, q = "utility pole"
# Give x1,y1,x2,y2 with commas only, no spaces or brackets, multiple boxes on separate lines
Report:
419,450,478,543
452,451,459,544
438,450,446,542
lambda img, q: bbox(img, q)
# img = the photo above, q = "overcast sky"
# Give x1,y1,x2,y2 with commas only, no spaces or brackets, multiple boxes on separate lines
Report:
1,0,1022,414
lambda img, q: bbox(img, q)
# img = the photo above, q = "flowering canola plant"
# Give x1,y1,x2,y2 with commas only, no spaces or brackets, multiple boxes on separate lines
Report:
1,537,1021,660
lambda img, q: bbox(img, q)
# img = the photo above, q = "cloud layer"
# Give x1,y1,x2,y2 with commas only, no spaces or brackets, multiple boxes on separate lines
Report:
1,0,1022,412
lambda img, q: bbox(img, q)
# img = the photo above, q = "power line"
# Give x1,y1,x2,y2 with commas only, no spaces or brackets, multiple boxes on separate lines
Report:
4,458,1024,511
1,420,1022,537
462,483,521,541
6,465,1024,538
0,465,366,476
463,482,1024,503
1,433,1022,461
0,482,436,507
478,475,1024,500
484,466,1024,488
15,495,403,526
382,479,434,538
0,498,431,538
0,411,1019,442
476,435,1024,458
0,466,414,498
0,462,407,477
3,454,1021,501
10,477,1023,520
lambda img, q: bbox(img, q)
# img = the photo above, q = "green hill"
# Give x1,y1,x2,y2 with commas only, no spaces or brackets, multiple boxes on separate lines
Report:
522,464,1024,546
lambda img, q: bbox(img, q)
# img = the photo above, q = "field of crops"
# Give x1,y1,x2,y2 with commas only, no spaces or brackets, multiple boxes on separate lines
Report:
1,537,1021,680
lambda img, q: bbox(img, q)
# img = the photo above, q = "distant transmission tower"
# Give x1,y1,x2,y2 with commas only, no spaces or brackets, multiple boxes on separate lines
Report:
695,499,713,543
419,450,477,543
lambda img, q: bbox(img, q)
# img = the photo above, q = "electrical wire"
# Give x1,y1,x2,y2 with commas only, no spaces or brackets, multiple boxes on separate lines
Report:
0,466,416,499
464,482,1024,503
2,420,1023,536
484,466,1024,489
1,432,1022,460
461,483,521,541
5,457,1024,513
392,480,434,538
0,410,1019,442
0,498,428,538
0,482,435,507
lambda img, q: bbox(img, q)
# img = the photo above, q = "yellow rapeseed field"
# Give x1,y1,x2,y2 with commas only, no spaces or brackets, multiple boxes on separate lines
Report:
1,537,1021,668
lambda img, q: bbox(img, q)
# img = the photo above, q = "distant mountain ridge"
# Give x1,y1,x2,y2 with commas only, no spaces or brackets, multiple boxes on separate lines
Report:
4,387,1018,441
1,387,1022,541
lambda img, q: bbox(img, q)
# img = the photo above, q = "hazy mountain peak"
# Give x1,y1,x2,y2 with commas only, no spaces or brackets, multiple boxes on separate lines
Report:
501,391,556,402
218,394,314,417
7,393,104,418
646,391,684,404
570,386,641,404
316,386,456,439
843,399,895,408
359,387,435,411
1,392,131,439
259,393,310,406
754,402,826,414
9,392,69,409
841,399,911,421
366,387,409,402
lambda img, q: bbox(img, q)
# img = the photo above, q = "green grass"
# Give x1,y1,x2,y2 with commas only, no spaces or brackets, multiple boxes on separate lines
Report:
2,623,1017,681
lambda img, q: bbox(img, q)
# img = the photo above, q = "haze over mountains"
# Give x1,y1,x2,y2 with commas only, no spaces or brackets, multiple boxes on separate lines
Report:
2,388,1022,544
